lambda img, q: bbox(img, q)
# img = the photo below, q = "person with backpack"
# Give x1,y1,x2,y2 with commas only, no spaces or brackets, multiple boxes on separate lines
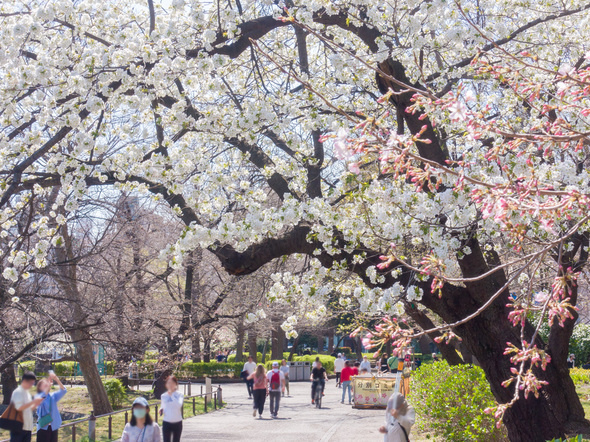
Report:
5,372,44,442
247,364,268,419
35,372,67,442
266,362,285,418
379,393,415,442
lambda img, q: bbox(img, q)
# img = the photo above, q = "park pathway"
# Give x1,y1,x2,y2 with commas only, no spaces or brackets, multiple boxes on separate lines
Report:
182,380,386,441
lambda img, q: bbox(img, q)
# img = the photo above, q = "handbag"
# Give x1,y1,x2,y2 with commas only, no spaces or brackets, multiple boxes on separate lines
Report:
399,422,410,441
37,395,53,428
0,403,24,432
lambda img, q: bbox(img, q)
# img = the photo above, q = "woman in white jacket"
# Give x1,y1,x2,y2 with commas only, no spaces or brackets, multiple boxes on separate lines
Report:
379,393,415,442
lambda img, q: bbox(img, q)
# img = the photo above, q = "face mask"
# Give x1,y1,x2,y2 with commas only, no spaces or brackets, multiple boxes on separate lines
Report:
133,408,147,419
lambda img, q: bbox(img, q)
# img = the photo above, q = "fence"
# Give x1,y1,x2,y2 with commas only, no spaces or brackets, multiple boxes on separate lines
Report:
1,385,223,442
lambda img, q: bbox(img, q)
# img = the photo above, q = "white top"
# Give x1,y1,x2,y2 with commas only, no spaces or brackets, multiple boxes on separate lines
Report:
280,365,290,376
160,391,184,423
360,360,372,372
384,407,415,442
334,358,345,373
243,361,257,375
11,386,33,431
121,422,161,442
312,361,318,369
266,369,285,392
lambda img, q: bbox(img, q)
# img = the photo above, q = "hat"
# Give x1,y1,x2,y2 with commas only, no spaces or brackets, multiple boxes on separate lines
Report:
133,397,149,407
337,353,342,357
272,361,279,367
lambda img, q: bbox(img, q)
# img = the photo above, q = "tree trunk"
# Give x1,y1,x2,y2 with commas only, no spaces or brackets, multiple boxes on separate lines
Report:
354,336,363,360
1,365,17,405
288,336,300,361
261,339,268,363
271,324,284,360
328,333,334,354
248,332,257,362
203,336,211,363
72,333,112,415
235,321,245,363
192,330,201,363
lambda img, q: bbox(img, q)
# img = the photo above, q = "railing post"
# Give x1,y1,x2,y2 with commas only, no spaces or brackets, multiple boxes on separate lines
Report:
204,395,207,413
217,386,222,407
125,411,129,424
72,424,76,442
192,397,195,415
200,385,203,396
108,415,112,440
214,394,217,410
155,404,158,423
188,381,191,396
88,411,96,442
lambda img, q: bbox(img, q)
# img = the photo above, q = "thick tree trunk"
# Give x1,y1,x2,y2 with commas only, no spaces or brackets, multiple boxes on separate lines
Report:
235,321,245,363
288,336,300,361
72,332,112,415
248,332,257,362
328,333,334,354
192,330,201,363
271,324,284,360
1,365,17,405
203,336,211,363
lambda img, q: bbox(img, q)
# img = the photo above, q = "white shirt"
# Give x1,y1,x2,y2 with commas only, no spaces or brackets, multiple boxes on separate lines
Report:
160,391,184,423
11,386,33,431
266,369,285,392
334,358,345,373
121,422,161,442
243,361,257,375
384,408,415,442
360,360,372,372
280,365,290,377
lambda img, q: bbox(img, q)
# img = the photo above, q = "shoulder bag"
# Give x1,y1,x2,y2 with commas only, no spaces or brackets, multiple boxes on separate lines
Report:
0,403,24,432
37,395,53,428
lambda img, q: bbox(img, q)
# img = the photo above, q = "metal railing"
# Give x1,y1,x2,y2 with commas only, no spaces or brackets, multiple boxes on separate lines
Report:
1,385,223,442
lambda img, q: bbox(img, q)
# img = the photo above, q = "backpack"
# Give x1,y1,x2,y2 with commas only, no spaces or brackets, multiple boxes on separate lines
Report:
270,370,281,391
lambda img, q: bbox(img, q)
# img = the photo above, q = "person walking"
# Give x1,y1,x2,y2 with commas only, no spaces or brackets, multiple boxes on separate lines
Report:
242,356,257,399
340,361,354,404
121,397,161,442
9,372,43,442
334,354,345,387
387,354,399,373
267,362,285,418
247,364,268,419
312,356,320,369
280,359,290,397
379,393,415,442
159,375,183,442
35,372,67,442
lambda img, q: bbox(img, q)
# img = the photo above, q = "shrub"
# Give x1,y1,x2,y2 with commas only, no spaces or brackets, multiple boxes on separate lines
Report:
54,361,77,377
177,362,243,378
105,361,115,376
409,361,506,442
569,368,590,387
103,379,126,409
227,353,263,363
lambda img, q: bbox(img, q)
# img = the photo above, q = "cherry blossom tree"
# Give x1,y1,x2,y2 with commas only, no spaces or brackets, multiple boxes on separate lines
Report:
2,0,590,438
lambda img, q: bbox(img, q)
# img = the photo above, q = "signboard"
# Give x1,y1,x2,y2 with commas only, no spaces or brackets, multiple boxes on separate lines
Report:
352,375,398,409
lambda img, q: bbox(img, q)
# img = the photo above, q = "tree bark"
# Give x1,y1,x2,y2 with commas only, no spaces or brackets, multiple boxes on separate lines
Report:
248,332,257,362
192,330,201,363
271,324,284,360
71,332,112,415
288,336,300,361
235,320,245,363
1,365,17,405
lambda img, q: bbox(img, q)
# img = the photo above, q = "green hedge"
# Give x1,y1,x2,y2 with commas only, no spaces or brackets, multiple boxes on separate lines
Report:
53,361,77,376
227,352,263,363
177,362,243,378
409,361,505,441
264,355,336,373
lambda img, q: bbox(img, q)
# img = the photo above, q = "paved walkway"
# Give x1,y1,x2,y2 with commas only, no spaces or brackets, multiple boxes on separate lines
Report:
182,381,386,441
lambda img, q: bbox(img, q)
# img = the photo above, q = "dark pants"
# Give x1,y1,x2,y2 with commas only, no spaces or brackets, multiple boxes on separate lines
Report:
10,431,32,442
246,379,254,397
311,379,325,400
269,391,281,416
252,389,266,415
36,427,58,442
162,421,182,442
335,372,341,386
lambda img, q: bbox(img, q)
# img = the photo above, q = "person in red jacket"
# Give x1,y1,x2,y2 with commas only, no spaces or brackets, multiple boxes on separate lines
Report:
340,361,355,404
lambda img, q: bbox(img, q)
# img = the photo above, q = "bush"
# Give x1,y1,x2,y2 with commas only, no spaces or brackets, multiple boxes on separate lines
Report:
105,361,115,376
177,362,243,378
569,368,590,387
227,353,263,363
103,379,126,409
54,361,77,377
409,361,506,441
